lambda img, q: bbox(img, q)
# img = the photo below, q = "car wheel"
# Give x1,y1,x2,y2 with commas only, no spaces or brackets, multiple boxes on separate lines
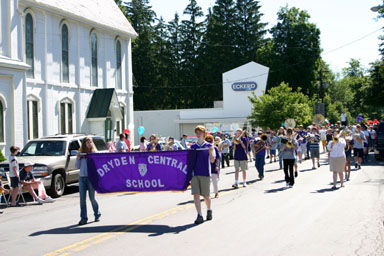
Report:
50,173,65,198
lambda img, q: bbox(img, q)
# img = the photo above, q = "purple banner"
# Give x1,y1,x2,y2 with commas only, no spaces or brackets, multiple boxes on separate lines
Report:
87,150,196,193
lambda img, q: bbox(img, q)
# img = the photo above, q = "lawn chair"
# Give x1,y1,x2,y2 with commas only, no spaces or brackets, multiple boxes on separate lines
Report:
6,172,26,205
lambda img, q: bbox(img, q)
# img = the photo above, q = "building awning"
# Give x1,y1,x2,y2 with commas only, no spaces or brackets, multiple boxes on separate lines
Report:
87,88,122,119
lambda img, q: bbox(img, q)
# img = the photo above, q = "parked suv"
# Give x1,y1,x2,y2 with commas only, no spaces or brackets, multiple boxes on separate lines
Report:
375,122,384,160
0,134,108,197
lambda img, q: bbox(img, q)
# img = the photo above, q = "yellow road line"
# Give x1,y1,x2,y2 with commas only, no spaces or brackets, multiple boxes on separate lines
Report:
45,186,240,256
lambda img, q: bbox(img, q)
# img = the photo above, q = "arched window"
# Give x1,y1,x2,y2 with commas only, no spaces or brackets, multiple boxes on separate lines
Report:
91,32,98,87
0,101,4,142
62,24,69,83
27,96,39,139
60,98,73,134
25,13,34,78
116,40,122,90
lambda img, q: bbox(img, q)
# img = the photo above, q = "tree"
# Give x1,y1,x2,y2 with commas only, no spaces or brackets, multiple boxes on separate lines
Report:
234,0,267,62
125,0,157,110
248,82,313,130
179,0,205,107
268,6,321,95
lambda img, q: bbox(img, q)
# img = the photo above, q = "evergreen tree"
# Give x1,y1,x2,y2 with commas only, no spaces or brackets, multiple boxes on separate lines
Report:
125,0,157,110
179,0,205,107
234,0,267,63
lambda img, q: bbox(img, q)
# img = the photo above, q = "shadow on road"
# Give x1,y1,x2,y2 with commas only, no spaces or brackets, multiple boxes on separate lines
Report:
29,223,196,237
264,187,288,193
311,187,337,193
272,179,285,184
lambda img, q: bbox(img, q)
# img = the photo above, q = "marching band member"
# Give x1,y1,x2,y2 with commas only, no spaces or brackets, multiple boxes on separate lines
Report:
327,129,346,189
252,132,267,180
146,134,162,152
232,128,248,188
277,127,286,170
353,124,365,169
281,128,298,187
190,125,215,225
220,135,231,168
344,134,354,181
309,127,321,169
269,131,278,163
297,125,308,162
206,135,221,198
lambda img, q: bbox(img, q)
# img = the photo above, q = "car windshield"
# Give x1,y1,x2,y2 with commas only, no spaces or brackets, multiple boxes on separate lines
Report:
20,141,66,156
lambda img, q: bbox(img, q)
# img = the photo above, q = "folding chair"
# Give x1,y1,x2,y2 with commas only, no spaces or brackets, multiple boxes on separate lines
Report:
6,172,26,205
0,188,8,206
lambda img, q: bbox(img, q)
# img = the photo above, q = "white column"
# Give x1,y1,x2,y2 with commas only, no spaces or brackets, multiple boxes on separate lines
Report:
126,38,134,144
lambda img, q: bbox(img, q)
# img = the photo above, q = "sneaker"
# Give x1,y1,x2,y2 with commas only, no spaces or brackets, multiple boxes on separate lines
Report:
355,163,358,168
44,196,55,203
266,155,270,159
243,182,247,187
95,214,101,222
358,165,361,169
232,183,239,189
286,182,289,187
312,166,316,170
288,184,293,188
0,210,3,214
318,163,320,168
270,160,272,163
274,159,277,163
36,198,44,205
78,219,87,225
206,210,213,221
194,215,204,225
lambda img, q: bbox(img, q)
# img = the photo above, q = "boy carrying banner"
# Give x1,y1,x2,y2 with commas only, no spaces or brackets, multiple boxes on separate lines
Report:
190,125,215,225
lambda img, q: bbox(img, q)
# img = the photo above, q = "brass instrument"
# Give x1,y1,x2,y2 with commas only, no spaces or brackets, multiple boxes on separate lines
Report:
345,137,352,151
353,132,364,143
150,142,157,151
254,134,269,154
286,140,293,148
260,133,268,142
233,130,245,145
332,136,339,143
309,134,315,143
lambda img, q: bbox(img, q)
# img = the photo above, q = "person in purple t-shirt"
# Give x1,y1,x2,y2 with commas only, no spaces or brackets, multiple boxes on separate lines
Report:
232,128,248,188
252,132,267,180
190,125,215,225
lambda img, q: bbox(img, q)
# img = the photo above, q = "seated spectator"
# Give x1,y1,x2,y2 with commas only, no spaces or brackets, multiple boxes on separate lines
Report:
20,161,55,204
0,172,9,213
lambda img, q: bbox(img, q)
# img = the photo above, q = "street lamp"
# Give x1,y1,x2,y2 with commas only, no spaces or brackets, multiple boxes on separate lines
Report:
371,5,384,12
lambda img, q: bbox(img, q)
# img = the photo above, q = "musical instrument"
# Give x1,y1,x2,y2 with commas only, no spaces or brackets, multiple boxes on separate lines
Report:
284,118,296,128
313,114,325,126
254,134,269,154
332,136,339,143
233,130,245,145
150,142,157,151
286,140,294,148
353,132,364,143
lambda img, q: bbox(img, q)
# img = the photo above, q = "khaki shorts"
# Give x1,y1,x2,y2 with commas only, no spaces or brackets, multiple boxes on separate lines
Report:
191,176,211,197
234,160,247,171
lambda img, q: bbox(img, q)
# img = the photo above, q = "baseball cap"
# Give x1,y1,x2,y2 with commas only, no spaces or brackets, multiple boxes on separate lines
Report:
24,161,35,167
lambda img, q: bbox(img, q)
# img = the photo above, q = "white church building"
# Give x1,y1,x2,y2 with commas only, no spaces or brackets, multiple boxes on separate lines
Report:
0,0,137,156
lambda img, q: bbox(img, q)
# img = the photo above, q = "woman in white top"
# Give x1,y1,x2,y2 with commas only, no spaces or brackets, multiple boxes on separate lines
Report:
327,129,346,189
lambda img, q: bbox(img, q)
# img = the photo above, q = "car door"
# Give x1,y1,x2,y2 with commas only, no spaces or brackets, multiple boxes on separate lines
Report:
66,139,80,183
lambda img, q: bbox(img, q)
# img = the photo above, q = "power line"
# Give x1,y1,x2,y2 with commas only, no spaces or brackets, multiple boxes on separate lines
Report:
322,28,382,55
134,28,384,89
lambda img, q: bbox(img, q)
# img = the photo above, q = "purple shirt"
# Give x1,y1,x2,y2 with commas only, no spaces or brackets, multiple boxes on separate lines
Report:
211,146,221,174
297,130,308,144
191,141,213,176
147,143,161,152
234,137,248,161
252,139,266,156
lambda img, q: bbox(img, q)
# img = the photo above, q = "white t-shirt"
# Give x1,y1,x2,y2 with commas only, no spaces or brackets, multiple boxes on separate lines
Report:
319,129,327,140
327,138,346,158
340,113,347,122
369,130,376,140
8,155,19,177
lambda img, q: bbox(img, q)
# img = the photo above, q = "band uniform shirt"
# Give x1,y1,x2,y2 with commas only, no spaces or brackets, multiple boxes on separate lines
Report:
234,137,248,161
191,141,215,177
252,139,266,156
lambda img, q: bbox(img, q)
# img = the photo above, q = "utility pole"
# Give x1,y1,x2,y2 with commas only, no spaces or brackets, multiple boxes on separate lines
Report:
318,70,329,102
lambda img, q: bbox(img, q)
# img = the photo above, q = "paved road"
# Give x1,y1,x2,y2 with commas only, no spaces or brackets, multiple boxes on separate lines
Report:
1,152,383,256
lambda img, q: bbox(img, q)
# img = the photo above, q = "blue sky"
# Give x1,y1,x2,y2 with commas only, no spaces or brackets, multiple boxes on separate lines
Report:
149,0,384,74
